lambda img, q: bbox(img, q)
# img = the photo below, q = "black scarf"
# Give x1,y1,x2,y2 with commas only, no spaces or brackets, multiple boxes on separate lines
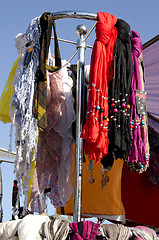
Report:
101,19,132,169
33,12,61,129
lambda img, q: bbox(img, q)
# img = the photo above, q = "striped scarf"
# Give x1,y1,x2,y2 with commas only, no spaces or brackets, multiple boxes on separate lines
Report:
40,219,69,240
69,221,99,240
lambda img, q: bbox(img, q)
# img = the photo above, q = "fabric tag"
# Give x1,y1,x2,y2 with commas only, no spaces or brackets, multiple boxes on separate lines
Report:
136,90,147,115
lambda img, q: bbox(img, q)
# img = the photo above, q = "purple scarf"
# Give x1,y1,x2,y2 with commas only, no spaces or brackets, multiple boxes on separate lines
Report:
128,30,146,171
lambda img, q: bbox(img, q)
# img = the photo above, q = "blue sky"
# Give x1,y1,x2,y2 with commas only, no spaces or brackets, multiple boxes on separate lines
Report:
0,0,159,222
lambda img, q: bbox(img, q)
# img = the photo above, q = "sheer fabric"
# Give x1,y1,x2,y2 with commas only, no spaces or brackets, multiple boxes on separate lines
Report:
36,60,76,208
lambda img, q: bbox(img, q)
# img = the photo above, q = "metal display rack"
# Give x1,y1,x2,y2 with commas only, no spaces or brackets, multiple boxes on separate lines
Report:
52,11,97,222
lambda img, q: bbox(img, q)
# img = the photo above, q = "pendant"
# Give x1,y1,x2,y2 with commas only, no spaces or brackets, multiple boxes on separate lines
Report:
101,170,109,189
88,160,95,184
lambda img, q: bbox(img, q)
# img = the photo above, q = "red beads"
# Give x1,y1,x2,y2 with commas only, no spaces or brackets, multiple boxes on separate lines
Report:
111,103,115,107
105,122,109,127
130,124,133,129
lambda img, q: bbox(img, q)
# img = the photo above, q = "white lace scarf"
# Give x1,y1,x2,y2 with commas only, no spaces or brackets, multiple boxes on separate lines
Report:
11,16,41,210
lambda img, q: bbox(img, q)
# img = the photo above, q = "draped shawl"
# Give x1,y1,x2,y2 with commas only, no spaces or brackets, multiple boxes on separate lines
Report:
128,30,148,172
81,12,117,162
101,19,132,169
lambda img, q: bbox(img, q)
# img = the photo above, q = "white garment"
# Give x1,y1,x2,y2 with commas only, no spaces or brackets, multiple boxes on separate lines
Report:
0,214,50,240
15,33,27,54
0,219,21,240
11,16,41,209
18,215,50,240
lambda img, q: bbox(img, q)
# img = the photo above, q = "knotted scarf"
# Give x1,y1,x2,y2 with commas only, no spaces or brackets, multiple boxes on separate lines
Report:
40,219,69,240
33,12,61,129
81,12,117,162
98,224,157,240
131,225,157,240
128,30,147,172
69,221,99,240
101,19,132,169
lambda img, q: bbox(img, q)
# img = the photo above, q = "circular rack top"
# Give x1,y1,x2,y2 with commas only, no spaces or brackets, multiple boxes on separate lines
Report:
51,11,97,20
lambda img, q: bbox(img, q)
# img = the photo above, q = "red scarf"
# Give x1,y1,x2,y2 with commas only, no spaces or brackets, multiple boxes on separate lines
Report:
81,12,117,162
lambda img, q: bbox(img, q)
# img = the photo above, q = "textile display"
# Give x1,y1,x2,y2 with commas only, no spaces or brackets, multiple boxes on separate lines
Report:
9,13,66,212
0,12,76,213
101,19,132,169
0,10,153,225
81,12,118,162
1,215,158,239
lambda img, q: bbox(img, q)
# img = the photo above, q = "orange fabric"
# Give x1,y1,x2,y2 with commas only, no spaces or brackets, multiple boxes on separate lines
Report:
122,163,159,228
81,12,117,162
56,156,125,218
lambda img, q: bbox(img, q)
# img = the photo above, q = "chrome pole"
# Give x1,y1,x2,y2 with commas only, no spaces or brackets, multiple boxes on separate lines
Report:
51,11,97,222
51,36,93,49
73,24,87,222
